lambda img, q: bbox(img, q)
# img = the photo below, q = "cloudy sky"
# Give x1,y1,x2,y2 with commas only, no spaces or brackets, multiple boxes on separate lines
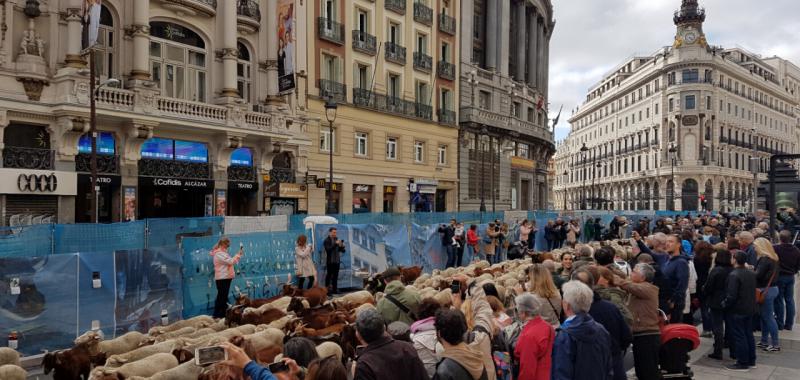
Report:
549,0,800,141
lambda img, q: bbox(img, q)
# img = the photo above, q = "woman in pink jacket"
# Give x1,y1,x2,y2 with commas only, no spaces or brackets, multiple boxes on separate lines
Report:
211,237,242,318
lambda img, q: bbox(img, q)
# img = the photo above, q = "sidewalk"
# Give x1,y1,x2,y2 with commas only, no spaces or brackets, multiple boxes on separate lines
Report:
686,330,800,380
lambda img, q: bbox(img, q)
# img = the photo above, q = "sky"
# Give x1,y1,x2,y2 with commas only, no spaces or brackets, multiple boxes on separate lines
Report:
548,0,800,141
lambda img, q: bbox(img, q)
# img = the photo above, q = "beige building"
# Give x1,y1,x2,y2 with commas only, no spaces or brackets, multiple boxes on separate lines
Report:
554,0,800,212
297,0,459,214
0,0,312,224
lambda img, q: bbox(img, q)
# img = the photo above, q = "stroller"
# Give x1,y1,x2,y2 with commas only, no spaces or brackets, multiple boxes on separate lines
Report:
659,311,701,379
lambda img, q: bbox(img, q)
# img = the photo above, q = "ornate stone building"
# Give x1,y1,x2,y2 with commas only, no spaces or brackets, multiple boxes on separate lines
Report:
458,0,555,212
554,0,800,212
0,0,309,224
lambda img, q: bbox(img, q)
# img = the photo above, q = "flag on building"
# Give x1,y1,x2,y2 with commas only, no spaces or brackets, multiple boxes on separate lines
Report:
82,0,102,49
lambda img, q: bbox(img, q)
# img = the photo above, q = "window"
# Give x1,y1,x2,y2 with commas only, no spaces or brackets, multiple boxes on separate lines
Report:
414,141,425,163
388,73,401,98
685,95,696,110
356,8,368,33
527,107,534,122
320,127,335,152
512,102,521,118
415,81,429,104
355,64,369,89
439,88,451,111
94,6,115,79
438,145,447,166
323,0,336,20
441,42,450,63
322,54,340,81
149,22,207,102
669,98,674,112
355,132,368,156
386,137,397,160
655,103,659,114
416,33,427,54
517,143,529,159
389,23,400,44
682,69,699,83
706,96,711,110
479,91,491,109
236,42,252,103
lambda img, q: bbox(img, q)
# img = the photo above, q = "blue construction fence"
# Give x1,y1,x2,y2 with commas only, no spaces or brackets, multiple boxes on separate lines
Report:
2,210,701,355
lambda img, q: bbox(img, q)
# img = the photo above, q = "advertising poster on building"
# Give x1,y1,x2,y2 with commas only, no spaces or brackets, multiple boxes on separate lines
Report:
82,0,102,49
215,189,227,216
123,186,136,221
277,0,295,93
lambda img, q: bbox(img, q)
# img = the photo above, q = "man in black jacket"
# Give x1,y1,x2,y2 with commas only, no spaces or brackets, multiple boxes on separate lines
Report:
323,227,346,294
774,230,800,330
722,251,757,372
438,219,457,268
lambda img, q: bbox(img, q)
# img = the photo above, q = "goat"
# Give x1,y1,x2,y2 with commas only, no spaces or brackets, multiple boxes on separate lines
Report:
281,284,328,307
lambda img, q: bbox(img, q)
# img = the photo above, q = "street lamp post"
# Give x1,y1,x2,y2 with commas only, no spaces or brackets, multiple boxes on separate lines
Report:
579,143,588,210
563,170,568,210
324,98,338,215
669,144,677,211
591,161,601,210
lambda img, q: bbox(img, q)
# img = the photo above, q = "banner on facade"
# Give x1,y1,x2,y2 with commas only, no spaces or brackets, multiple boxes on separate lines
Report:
277,0,296,94
215,189,227,216
82,0,102,49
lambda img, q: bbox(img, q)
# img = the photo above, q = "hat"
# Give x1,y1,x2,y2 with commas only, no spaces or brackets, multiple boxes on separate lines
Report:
383,267,401,278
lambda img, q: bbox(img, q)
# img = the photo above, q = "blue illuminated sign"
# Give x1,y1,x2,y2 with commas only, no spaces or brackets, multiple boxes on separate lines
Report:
77,132,116,155
230,148,253,166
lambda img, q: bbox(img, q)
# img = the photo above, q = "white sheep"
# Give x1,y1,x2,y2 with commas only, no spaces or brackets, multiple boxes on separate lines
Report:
243,296,292,317
183,324,256,351
92,352,179,379
316,341,343,362
0,347,20,366
246,328,285,352
0,364,26,380
76,330,148,356
148,315,214,336
208,319,228,332
433,288,453,307
127,361,203,380
104,338,185,368
334,290,374,309
151,326,197,343
265,315,293,331
185,327,217,339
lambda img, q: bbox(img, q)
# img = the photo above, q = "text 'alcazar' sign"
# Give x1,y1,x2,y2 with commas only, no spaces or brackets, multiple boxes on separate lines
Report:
150,177,212,189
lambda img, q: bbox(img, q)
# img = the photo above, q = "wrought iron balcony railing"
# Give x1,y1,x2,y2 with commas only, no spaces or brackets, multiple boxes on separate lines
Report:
75,153,119,174
437,60,455,80
413,3,433,25
385,0,406,14
228,164,256,182
438,109,456,125
385,42,407,65
317,17,344,45
319,79,347,103
237,0,261,22
352,30,377,55
3,146,54,170
413,52,432,72
439,13,456,35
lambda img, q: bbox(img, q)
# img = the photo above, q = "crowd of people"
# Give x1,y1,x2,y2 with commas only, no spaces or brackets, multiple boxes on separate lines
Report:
205,210,800,379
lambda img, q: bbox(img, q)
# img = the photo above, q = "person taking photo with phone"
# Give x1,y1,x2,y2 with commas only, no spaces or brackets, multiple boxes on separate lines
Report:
323,227,346,294
220,342,303,380
211,237,242,318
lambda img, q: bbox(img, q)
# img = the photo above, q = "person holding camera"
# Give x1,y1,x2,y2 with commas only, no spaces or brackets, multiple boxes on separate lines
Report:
211,237,243,318
323,227,346,295
438,219,457,268
295,234,316,290
221,341,303,380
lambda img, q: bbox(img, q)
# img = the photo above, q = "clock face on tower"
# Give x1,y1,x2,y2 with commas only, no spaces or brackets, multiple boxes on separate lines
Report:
684,32,698,44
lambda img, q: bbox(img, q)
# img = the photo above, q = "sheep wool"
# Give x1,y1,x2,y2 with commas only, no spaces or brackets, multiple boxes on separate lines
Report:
315,341,343,362
0,364,26,380
0,347,20,366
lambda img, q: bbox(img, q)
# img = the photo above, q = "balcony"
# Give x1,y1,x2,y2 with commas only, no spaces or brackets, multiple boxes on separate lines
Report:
413,52,432,72
228,165,256,182
236,0,261,33
75,153,119,174
414,102,433,120
318,17,344,45
352,88,436,122
438,109,456,126
439,13,456,35
352,30,377,55
159,0,217,17
437,60,455,81
3,147,54,170
413,3,433,25
385,42,406,65
319,79,347,103
385,0,406,14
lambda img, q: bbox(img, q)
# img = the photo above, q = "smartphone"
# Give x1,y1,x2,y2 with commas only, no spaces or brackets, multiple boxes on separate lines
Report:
450,281,461,294
195,346,227,366
268,361,289,373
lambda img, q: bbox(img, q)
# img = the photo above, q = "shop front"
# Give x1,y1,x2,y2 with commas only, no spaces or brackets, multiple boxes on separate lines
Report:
265,182,307,216
383,185,396,213
352,184,373,213
410,179,438,212
136,138,213,219
226,148,258,216
75,132,121,223
0,168,77,225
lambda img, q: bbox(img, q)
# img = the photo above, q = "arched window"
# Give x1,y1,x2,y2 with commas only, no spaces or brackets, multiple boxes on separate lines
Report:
237,42,252,103
230,147,253,166
141,137,208,163
78,132,116,155
93,5,115,78
149,22,207,102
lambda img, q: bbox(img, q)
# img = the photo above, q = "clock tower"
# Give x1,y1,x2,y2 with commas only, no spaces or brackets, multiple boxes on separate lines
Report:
673,0,708,49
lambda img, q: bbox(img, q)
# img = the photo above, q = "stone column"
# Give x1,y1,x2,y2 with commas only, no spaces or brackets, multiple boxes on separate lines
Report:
220,0,239,98
64,0,84,68
537,22,544,90
461,0,474,63
129,0,150,80
514,1,526,81
485,0,498,70
542,33,549,97
527,9,538,88
498,0,510,77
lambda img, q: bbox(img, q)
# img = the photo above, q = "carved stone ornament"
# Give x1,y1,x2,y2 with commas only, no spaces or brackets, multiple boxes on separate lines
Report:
17,77,48,101
216,48,239,60
682,115,699,126
124,24,151,39
19,28,45,58
230,107,245,127
74,81,90,105
263,59,278,69
62,7,82,22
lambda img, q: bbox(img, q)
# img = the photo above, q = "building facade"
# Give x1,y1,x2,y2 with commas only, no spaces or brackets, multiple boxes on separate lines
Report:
298,0,459,214
554,0,800,212
458,0,555,212
0,0,311,225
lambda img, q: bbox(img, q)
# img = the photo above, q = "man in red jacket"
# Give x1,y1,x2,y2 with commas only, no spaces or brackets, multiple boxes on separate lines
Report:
514,293,555,380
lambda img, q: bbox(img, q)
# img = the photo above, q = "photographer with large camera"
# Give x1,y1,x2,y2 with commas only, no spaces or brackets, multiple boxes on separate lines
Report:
323,227,346,295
